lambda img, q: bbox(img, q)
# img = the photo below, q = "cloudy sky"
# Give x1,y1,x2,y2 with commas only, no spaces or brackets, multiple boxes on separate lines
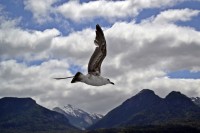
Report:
0,0,200,114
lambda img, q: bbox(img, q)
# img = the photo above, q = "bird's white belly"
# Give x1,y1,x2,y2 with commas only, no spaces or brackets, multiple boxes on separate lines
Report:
83,76,106,86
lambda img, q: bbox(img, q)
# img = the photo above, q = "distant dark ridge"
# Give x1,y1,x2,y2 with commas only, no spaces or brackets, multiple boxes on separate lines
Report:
0,97,80,133
89,89,200,130
0,97,36,104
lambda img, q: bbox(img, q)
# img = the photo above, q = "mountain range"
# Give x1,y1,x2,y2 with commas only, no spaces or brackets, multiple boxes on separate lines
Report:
0,89,199,133
89,89,200,130
53,104,103,129
0,97,80,133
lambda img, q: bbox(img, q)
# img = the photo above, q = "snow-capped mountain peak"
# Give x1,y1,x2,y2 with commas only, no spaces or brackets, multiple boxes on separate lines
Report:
53,104,103,129
62,104,86,117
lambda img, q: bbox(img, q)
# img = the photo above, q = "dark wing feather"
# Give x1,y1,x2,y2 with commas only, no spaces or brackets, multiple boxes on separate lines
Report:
88,24,107,76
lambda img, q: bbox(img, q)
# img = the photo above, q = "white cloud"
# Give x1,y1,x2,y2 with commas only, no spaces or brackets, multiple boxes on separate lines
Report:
152,8,200,24
103,19,200,72
56,0,183,22
24,0,58,23
56,0,134,22
23,0,185,23
0,18,60,60
0,59,71,104
148,77,200,98
50,28,96,67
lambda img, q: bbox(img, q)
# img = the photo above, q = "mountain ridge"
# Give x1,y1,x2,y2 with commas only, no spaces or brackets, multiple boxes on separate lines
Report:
89,89,200,130
0,97,80,133
0,89,199,132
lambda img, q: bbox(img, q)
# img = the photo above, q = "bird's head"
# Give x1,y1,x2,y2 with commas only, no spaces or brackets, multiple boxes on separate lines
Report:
106,78,114,85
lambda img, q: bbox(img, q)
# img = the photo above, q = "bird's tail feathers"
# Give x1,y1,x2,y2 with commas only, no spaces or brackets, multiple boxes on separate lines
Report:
53,76,74,80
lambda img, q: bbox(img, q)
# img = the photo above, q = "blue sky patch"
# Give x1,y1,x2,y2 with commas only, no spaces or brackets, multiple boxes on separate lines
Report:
136,8,161,23
27,59,48,66
176,15,200,31
168,70,200,79
69,64,84,75
170,0,200,31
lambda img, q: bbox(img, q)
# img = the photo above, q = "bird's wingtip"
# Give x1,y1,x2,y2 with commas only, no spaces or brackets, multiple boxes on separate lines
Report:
96,24,101,29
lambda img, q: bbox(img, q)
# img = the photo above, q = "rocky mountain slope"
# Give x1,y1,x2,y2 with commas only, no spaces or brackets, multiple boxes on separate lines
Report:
89,89,200,129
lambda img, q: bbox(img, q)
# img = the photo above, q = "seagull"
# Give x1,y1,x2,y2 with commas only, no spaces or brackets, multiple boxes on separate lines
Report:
54,24,114,86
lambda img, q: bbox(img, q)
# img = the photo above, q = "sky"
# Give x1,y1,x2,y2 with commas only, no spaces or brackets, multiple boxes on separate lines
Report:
0,0,200,115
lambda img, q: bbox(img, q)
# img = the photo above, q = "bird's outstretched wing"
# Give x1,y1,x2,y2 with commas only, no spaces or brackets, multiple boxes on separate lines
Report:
88,24,107,76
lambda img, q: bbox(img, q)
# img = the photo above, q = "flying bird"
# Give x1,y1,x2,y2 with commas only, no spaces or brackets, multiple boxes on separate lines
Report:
54,24,114,86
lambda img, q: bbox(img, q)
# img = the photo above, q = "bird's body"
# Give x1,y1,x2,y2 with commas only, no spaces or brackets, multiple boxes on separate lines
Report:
75,73,110,86
84,75,109,86
54,24,114,86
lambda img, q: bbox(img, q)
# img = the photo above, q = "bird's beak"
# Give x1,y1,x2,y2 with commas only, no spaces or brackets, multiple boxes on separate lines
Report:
110,82,114,85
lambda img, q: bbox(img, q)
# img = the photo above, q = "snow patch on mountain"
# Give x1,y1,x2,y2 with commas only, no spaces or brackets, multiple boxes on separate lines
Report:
53,104,103,129
191,97,200,107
